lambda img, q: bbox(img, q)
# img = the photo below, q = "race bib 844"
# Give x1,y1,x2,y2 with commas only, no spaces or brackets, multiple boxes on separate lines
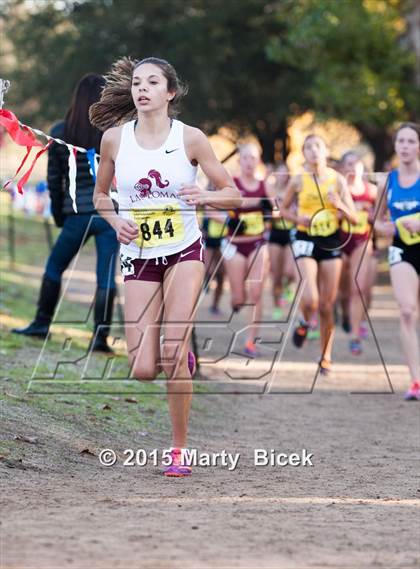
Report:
131,204,185,248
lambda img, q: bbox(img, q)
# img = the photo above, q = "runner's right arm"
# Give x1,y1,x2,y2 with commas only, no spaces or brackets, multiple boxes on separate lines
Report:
280,175,309,227
93,128,139,245
372,174,395,238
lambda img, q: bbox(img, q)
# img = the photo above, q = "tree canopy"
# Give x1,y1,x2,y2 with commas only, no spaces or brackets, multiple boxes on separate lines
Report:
2,0,417,167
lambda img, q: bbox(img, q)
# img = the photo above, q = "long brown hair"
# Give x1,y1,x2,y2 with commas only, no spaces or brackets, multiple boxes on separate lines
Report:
89,57,187,132
64,73,105,152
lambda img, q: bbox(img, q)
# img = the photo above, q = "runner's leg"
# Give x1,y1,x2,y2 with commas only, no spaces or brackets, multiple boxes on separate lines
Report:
318,258,342,362
161,260,205,448
296,257,319,322
390,262,419,383
224,250,248,310
349,240,372,349
268,243,283,309
124,280,163,380
245,244,268,346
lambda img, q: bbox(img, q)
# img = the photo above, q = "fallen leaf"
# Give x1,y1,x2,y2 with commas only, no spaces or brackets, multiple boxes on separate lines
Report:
102,404,112,411
79,448,96,457
14,434,38,444
124,397,138,404
2,457,26,469
4,392,22,400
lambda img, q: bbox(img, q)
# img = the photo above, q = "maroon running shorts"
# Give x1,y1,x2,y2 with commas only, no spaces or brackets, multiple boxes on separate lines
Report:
121,238,204,283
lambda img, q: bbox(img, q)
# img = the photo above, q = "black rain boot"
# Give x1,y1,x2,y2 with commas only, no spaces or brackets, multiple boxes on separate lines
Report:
12,276,61,338
90,288,116,353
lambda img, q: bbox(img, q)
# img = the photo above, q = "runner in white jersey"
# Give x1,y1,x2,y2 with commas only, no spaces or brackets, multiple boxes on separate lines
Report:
90,57,241,477
116,117,202,261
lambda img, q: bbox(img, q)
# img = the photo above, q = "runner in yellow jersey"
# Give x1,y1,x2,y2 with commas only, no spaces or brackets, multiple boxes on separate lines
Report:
281,134,357,374
202,187,228,315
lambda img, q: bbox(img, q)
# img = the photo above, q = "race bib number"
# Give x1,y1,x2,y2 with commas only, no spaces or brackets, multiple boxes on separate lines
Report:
292,239,315,258
220,238,238,261
395,213,420,245
240,211,265,236
208,218,228,239
120,254,135,276
309,209,338,237
347,210,370,235
130,204,184,248
388,246,403,266
273,217,294,230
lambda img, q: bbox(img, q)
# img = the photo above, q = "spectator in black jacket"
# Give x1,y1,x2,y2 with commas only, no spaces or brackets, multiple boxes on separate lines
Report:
12,74,119,352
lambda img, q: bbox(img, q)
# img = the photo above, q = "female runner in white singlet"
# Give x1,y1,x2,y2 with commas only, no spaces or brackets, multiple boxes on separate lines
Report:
90,57,241,477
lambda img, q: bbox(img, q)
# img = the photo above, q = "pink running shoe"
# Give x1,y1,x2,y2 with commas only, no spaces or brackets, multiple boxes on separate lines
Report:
404,382,420,401
359,321,369,340
188,351,196,376
244,340,260,358
279,297,287,308
163,448,192,477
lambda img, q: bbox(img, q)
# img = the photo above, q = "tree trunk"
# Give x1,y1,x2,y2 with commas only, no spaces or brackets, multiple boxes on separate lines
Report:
255,120,289,165
257,131,277,164
356,123,394,172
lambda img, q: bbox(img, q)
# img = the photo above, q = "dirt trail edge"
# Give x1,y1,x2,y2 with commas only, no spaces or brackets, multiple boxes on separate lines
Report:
2,382,419,569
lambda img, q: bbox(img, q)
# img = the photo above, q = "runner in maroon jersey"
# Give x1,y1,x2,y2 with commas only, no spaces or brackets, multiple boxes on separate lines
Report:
223,143,274,357
339,151,377,356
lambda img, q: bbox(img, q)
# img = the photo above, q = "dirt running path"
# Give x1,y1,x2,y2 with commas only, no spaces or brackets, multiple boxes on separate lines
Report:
2,255,420,568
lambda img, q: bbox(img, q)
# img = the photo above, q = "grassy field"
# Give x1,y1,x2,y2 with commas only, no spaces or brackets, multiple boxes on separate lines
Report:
0,202,209,464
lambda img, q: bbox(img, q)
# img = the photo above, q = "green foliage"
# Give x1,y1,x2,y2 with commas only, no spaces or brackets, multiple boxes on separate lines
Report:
2,0,310,145
1,0,417,160
266,0,416,127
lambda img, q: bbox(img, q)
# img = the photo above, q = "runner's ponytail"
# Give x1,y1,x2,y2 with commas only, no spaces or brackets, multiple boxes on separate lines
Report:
89,57,137,131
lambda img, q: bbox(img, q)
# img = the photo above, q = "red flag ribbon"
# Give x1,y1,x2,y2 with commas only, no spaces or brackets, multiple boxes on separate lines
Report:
3,146,32,190
0,109,43,148
16,140,53,194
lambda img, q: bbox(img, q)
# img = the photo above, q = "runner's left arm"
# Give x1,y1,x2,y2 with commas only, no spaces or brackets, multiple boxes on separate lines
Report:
332,174,358,225
179,127,241,209
372,173,395,237
280,175,303,225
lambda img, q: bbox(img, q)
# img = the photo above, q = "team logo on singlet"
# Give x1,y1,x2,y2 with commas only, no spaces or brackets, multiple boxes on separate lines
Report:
131,169,177,202
392,199,420,212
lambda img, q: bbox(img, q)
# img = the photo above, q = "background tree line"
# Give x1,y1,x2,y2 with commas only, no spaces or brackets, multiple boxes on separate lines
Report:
2,0,418,169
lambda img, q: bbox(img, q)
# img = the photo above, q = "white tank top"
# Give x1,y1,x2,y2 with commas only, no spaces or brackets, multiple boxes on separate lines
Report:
115,119,201,259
